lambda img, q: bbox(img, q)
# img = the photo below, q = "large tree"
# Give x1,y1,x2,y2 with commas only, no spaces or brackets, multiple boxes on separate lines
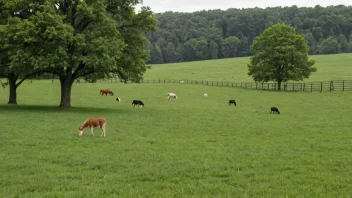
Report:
0,1,61,104
247,23,316,90
1,0,156,108
52,0,156,107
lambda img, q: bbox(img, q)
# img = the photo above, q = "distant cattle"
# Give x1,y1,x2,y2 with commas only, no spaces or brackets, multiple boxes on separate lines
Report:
78,118,107,137
132,100,144,108
100,89,114,96
168,93,178,101
270,107,280,114
180,80,185,84
116,98,121,103
203,93,208,98
228,100,237,106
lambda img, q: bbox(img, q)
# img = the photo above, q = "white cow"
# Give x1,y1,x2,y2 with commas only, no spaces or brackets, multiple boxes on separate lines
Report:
167,93,178,101
203,93,208,98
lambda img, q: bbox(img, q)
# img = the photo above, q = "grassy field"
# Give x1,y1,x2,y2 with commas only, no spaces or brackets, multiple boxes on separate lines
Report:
1,80,352,197
143,53,352,82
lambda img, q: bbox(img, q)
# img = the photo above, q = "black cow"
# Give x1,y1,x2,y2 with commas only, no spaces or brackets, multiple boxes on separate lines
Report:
132,100,144,108
116,98,121,103
228,100,237,106
270,107,280,114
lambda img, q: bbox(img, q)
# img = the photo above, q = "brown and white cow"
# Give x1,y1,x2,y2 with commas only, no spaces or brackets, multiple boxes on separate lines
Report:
78,118,107,137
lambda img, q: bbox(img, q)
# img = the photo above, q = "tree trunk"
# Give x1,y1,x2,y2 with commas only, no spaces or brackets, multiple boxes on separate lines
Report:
8,78,17,105
59,77,74,108
277,80,282,91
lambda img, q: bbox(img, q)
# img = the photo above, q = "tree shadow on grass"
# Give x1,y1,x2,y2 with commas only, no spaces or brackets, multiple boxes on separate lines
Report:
0,104,127,113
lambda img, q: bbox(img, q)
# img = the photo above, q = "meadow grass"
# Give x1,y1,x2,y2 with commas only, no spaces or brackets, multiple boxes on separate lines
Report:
1,80,352,197
144,53,352,82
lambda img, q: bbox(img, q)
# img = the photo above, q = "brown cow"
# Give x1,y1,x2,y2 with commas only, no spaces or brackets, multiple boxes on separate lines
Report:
78,118,107,137
100,89,114,96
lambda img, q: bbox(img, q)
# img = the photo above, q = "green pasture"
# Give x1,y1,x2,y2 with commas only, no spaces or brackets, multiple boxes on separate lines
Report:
144,53,352,82
0,80,352,197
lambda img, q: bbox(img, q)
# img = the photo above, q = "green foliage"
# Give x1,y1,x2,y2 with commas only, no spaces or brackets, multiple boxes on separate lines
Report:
148,44,164,64
195,38,208,60
304,33,318,54
2,0,156,83
221,36,241,58
1,0,157,107
145,5,352,64
318,36,341,54
247,23,316,88
337,34,349,52
208,40,218,59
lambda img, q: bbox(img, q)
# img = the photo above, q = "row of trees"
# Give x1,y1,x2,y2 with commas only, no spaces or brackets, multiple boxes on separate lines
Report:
0,0,156,107
145,5,352,64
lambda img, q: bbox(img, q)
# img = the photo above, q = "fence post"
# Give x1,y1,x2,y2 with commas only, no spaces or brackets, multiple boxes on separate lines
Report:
311,83,313,92
343,80,345,91
321,82,322,92
330,81,332,92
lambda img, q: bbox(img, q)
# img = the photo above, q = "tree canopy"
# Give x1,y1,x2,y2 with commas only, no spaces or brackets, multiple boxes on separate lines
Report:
247,23,317,90
145,5,352,64
0,0,156,107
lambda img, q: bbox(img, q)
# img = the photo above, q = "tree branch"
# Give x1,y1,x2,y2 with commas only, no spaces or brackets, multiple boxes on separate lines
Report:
0,74,9,78
117,23,137,30
80,20,93,33
15,69,59,88
72,63,86,79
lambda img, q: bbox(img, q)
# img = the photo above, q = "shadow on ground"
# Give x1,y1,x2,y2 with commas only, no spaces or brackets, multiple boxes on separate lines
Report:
0,104,126,113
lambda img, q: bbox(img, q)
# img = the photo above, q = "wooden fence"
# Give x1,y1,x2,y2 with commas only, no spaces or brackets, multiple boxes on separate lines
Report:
93,78,352,92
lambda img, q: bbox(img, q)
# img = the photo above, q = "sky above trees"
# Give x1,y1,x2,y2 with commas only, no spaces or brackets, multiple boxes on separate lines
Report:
136,0,352,13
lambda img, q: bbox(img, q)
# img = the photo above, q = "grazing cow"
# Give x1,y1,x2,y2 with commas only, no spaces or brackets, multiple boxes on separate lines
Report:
203,93,208,98
132,100,144,108
168,93,178,101
100,89,114,96
270,107,280,114
78,118,107,137
228,100,237,106
116,98,121,103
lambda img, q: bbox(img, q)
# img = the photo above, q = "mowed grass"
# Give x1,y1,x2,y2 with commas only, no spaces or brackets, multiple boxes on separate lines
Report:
1,80,352,197
144,53,352,82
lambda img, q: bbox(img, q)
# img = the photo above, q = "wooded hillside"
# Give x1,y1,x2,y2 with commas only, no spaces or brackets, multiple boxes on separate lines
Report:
144,5,352,64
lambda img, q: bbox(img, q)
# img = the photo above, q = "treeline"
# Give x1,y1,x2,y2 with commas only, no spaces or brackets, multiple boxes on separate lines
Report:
144,5,352,64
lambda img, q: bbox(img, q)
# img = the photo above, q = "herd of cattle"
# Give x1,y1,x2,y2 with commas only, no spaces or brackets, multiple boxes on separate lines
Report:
78,89,281,137
98,88,280,113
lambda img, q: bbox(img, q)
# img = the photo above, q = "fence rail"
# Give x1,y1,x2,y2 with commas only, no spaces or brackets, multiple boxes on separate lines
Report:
88,78,352,92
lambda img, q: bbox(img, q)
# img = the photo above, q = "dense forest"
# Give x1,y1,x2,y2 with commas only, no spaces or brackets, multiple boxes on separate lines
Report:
144,5,352,64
